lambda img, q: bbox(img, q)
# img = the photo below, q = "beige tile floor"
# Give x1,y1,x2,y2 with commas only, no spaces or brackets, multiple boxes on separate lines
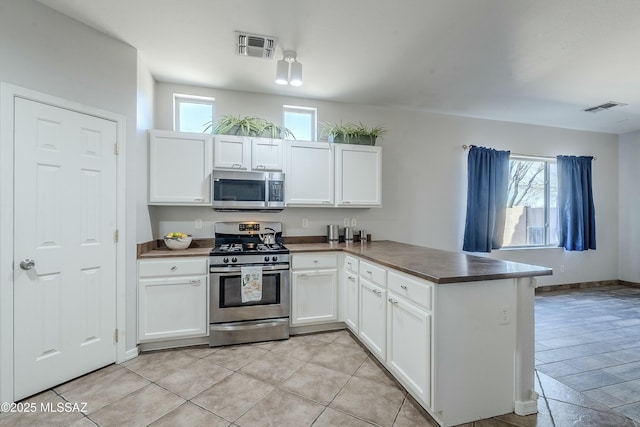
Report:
1,329,638,427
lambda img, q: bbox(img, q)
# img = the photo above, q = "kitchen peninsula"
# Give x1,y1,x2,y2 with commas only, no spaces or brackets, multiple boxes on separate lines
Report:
137,239,551,426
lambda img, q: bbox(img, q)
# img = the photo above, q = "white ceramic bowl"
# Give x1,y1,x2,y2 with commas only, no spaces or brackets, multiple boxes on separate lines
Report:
164,235,192,250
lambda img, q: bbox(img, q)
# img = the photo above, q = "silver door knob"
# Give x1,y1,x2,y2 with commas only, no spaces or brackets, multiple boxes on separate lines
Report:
20,259,35,270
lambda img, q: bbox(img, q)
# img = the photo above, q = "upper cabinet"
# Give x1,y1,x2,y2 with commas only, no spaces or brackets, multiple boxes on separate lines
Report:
213,135,251,170
335,145,382,207
214,136,283,171
252,138,284,171
285,141,334,206
148,130,213,206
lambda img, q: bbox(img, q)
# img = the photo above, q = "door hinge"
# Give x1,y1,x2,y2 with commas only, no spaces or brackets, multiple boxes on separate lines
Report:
114,328,119,343
114,143,120,155
114,229,119,243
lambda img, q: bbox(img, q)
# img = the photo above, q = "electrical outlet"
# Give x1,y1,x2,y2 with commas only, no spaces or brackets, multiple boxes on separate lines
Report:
351,218,357,226
560,264,565,273
499,306,510,325
343,218,350,227
195,219,203,229
302,218,308,228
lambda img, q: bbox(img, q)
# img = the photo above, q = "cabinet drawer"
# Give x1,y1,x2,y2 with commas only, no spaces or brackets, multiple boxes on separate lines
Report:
292,253,338,270
139,257,208,278
388,270,432,310
345,255,359,274
360,260,386,287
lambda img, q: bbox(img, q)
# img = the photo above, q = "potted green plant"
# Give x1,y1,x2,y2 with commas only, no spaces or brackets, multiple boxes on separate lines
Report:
204,115,295,139
320,122,386,145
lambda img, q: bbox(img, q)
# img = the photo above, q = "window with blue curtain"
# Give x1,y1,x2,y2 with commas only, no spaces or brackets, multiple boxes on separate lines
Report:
463,145,511,252
556,155,596,251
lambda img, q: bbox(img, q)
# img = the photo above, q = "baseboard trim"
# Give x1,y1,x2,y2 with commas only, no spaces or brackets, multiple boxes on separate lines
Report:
535,279,638,293
514,399,538,415
122,347,139,362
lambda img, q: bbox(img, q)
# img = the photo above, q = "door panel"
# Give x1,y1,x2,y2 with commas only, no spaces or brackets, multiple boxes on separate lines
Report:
13,98,118,400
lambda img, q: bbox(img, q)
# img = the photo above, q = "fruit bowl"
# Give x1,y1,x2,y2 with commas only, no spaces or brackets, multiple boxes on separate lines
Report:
164,233,192,250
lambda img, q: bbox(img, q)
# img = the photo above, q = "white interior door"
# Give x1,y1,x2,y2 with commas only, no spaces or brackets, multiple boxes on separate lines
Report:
13,97,118,400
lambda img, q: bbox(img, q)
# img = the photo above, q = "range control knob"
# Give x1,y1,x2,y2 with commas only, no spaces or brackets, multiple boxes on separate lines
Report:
231,257,238,263
272,256,278,262
223,257,229,264
264,256,270,262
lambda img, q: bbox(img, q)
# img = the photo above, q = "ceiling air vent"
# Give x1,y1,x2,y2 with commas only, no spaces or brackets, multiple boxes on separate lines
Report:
583,101,627,113
235,31,278,60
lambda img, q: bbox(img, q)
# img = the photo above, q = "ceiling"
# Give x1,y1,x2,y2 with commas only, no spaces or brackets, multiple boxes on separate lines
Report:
38,0,640,134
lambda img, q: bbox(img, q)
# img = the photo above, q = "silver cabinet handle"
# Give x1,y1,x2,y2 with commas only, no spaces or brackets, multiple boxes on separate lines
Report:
20,258,35,270
371,289,382,296
190,279,201,286
400,285,408,290
194,198,204,201
170,266,177,272
299,273,308,278
366,270,372,275
322,201,331,204
344,201,351,204
348,276,356,282
256,164,265,169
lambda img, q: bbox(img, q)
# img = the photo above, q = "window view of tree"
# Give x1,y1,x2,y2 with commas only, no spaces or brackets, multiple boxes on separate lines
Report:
503,157,558,247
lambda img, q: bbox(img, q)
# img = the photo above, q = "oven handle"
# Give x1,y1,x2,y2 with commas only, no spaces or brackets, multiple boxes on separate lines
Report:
210,263,290,273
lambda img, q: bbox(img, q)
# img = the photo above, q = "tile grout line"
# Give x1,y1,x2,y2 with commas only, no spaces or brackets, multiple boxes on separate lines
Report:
535,369,557,427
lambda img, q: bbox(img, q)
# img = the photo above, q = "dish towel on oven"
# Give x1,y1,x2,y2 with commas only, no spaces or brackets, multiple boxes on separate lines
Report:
241,266,263,303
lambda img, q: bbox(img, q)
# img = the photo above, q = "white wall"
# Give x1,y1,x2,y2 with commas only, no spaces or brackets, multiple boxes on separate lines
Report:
618,131,640,282
0,0,139,352
153,82,619,287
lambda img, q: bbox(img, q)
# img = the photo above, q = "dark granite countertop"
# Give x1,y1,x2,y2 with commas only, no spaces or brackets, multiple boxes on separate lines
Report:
138,238,552,284
287,240,552,284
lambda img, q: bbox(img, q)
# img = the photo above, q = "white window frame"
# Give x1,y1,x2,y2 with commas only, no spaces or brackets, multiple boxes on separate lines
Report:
283,105,317,141
503,154,557,249
173,93,215,133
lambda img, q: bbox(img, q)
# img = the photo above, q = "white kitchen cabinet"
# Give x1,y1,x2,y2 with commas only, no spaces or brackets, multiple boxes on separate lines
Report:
214,135,251,170
387,287,431,407
335,144,382,207
138,257,208,342
343,255,359,333
148,130,213,205
359,277,386,360
290,253,338,326
214,136,283,171
252,138,283,171
285,141,334,206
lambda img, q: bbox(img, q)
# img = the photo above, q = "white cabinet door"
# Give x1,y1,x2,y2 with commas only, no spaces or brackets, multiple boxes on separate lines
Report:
148,130,213,205
344,271,359,332
285,141,334,206
214,135,250,170
387,292,431,406
291,269,338,325
335,145,382,207
359,278,386,360
138,275,208,342
252,138,283,171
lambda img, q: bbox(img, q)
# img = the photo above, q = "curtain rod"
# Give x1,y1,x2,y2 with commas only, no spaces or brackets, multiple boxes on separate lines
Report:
461,145,597,160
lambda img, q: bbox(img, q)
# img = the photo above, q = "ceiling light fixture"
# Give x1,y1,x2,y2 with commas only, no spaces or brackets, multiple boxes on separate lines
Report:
275,50,302,86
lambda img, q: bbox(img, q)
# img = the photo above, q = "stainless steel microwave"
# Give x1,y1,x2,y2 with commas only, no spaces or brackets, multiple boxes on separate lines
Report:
212,170,285,211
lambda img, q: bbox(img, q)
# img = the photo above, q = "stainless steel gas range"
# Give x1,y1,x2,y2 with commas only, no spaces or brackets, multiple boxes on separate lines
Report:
209,221,290,347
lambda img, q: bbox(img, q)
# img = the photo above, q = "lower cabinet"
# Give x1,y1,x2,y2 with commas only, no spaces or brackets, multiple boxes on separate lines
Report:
343,255,359,333
138,257,209,342
290,253,338,326
343,270,359,332
387,291,431,406
359,278,386,360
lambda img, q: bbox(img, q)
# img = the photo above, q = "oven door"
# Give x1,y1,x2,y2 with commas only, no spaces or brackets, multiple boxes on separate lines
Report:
210,264,290,323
